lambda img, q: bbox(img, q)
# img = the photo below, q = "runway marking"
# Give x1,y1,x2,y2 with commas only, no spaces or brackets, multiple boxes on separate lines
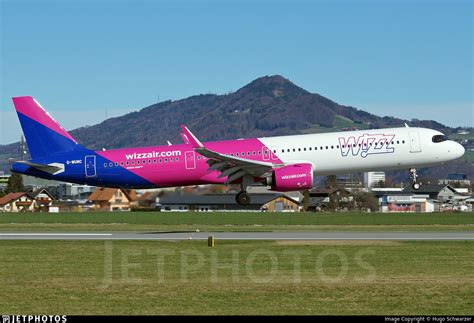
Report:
0,233,113,236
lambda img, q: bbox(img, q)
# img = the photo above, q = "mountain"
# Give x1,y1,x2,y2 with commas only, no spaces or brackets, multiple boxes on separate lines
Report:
1,75,472,181
67,75,455,150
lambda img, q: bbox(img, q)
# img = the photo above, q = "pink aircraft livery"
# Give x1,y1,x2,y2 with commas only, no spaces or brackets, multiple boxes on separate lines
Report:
10,96,465,205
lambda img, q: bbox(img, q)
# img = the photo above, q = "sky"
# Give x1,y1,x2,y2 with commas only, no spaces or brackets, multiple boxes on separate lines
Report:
0,0,472,144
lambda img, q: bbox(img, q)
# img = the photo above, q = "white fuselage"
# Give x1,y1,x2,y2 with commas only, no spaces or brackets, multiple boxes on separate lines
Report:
259,127,465,175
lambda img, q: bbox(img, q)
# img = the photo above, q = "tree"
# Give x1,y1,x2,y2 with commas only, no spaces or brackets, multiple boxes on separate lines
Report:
5,173,25,193
302,190,310,211
354,192,379,212
325,175,338,188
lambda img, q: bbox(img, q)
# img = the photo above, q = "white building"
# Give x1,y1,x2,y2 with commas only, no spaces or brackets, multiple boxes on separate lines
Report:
364,172,386,188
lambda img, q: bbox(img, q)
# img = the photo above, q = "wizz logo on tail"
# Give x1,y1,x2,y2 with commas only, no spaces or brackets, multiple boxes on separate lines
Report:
338,133,395,158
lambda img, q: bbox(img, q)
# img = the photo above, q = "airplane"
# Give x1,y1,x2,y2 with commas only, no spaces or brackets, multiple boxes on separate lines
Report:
9,96,465,205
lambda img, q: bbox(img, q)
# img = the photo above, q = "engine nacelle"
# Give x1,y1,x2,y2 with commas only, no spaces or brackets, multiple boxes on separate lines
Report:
266,163,314,192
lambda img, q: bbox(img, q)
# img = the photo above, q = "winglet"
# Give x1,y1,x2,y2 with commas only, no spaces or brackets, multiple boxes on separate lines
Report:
180,125,204,148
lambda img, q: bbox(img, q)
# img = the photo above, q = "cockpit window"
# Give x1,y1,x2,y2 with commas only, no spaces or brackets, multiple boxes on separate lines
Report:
432,135,448,143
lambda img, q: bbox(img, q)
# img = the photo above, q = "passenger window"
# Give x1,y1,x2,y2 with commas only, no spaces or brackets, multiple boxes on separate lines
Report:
104,163,107,168
137,160,140,164
164,158,168,162
109,162,113,167
126,161,129,166
120,162,124,166
159,159,162,163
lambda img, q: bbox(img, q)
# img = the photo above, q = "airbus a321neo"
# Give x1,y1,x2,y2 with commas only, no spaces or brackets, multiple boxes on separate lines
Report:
10,97,465,205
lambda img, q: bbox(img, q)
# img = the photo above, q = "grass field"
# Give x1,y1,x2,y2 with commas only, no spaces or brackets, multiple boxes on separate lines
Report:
0,240,473,315
0,211,473,232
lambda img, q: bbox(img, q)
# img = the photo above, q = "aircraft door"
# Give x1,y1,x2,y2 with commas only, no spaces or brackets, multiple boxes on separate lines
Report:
185,151,196,169
262,147,271,161
85,155,97,177
409,131,422,153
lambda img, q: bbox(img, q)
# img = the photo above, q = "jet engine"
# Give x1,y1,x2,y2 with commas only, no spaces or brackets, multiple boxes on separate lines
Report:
265,163,313,191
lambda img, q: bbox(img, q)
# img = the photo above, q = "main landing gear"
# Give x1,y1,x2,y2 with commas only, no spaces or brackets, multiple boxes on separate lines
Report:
410,168,421,190
236,191,251,206
235,176,252,206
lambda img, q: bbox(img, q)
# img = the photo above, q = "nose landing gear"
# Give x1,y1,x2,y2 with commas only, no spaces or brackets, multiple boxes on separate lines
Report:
410,168,421,190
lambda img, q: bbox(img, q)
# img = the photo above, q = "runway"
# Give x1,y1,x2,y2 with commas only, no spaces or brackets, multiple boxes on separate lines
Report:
0,231,473,240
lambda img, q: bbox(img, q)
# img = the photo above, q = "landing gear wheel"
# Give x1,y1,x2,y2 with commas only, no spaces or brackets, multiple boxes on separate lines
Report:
236,191,251,206
409,168,421,190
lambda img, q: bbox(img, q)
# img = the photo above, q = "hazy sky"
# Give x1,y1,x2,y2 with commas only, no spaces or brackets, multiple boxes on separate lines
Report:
0,0,472,144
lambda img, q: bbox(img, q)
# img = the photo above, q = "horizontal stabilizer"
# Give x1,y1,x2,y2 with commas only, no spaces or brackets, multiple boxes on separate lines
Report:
16,161,65,175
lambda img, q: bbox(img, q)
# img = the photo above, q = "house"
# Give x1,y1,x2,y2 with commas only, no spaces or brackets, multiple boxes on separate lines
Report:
307,188,353,211
372,189,435,213
246,186,304,203
88,188,138,211
372,184,471,212
28,188,55,212
157,193,299,212
0,188,55,212
138,191,158,208
402,184,460,201
0,192,34,212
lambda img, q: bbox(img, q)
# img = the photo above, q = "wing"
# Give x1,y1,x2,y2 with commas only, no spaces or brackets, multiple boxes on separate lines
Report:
180,125,281,184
